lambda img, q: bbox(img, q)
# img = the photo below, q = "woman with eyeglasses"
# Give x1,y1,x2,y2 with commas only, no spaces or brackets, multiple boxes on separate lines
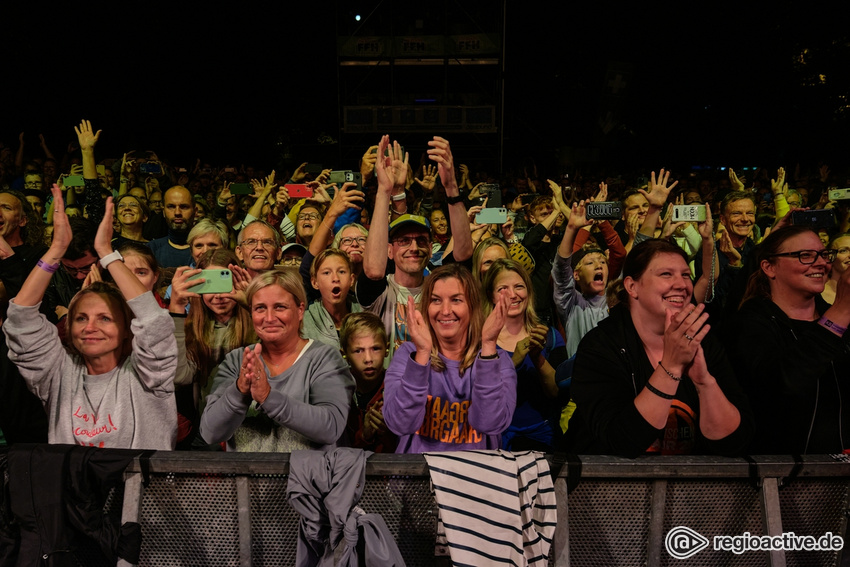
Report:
728,226,850,454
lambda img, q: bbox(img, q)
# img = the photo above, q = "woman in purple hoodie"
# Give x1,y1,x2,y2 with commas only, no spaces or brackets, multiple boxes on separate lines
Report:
383,263,517,453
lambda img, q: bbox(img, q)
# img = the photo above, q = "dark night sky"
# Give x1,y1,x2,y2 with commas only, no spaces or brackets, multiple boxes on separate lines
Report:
4,1,849,176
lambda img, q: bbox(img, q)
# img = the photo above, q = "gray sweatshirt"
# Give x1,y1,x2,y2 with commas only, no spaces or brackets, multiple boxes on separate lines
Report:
200,340,354,452
4,292,177,450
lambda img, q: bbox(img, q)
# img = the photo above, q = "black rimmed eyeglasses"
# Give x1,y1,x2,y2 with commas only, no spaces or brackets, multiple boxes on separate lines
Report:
769,249,837,264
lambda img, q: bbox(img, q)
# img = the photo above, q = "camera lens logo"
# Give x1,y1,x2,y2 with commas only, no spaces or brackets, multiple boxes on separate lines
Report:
665,526,710,559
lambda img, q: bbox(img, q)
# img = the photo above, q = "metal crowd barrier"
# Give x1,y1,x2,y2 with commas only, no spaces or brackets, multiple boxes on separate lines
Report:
113,453,850,567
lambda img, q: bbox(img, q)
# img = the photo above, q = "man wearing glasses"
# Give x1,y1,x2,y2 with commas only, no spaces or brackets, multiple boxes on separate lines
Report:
358,135,473,358
235,220,282,279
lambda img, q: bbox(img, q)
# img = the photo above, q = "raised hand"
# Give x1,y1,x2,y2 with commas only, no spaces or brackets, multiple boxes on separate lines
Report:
728,168,745,192
770,167,786,196
290,162,309,183
237,344,266,399
219,181,233,203
169,266,205,312
595,182,608,202
272,186,290,216
500,216,515,241
50,183,73,254
374,135,408,193
696,203,713,239
718,228,742,266
360,146,378,182
427,136,457,193
406,295,432,364
660,196,685,238
328,181,365,219
81,263,103,290
414,164,438,192
311,182,332,204
93,197,115,258
75,120,101,151
459,163,471,188
625,211,641,239
639,169,678,209
229,263,253,293
526,323,548,358
482,289,510,351
661,303,710,376
567,200,592,231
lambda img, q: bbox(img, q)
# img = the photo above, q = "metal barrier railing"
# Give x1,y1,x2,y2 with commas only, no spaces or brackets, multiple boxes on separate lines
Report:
114,453,850,567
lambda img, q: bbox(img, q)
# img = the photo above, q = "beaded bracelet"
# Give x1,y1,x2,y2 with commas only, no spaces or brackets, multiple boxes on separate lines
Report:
657,361,682,382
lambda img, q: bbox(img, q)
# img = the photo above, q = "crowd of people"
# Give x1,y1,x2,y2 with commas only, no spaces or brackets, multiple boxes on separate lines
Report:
0,120,848,457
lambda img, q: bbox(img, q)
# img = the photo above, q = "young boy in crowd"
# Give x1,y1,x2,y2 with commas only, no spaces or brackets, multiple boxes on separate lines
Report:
340,312,398,453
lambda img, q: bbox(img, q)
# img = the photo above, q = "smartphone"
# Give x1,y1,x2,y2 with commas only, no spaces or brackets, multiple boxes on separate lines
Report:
64,175,85,187
480,183,501,208
222,167,237,174
828,188,850,201
672,205,707,222
286,184,314,198
230,183,253,195
585,201,623,220
328,171,362,191
475,207,508,225
790,209,836,230
187,269,233,294
139,162,162,175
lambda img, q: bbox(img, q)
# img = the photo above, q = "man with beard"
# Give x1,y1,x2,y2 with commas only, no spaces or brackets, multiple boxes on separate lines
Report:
147,185,196,268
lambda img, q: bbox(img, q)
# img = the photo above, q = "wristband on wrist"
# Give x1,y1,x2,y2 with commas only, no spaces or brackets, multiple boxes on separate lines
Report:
819,316,848,335
99,250,124,269
37,259,60,274
391,192,407,202
479,351,498,360
446,195,464,205
645,381,675,400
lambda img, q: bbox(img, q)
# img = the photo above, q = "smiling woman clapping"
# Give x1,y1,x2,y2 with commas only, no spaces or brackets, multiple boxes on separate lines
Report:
568,239,753,457
383,263,517,453
199,268,354,452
